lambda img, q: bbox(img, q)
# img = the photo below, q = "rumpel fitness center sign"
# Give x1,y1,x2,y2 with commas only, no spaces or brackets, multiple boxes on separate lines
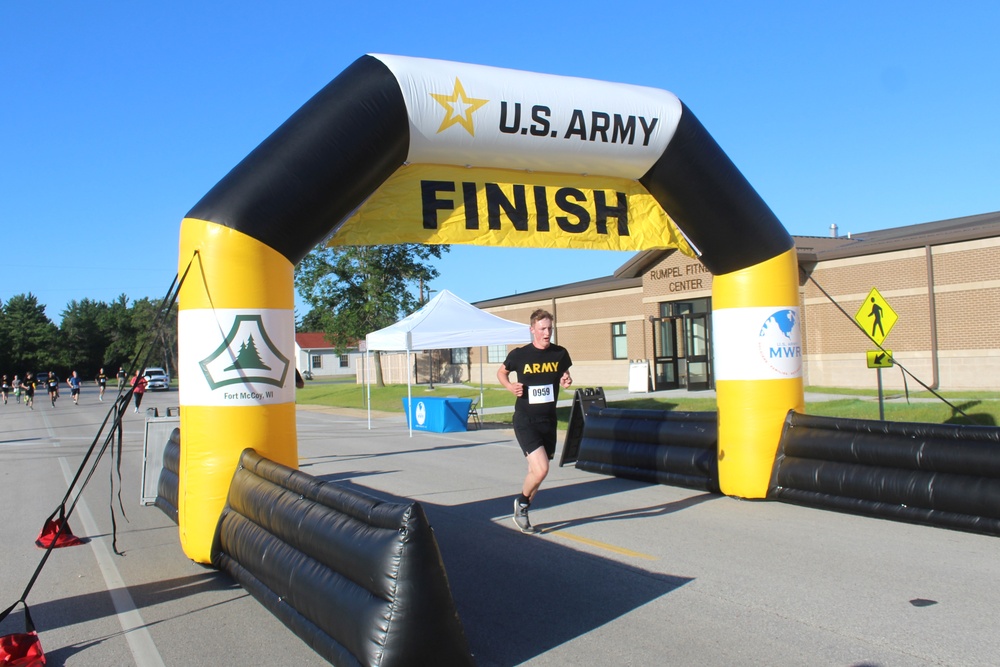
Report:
650,263,710,292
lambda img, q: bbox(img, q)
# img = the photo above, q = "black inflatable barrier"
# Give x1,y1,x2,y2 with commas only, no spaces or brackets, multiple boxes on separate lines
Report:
770,412,1000,536
154,427,180,524
575,407,720,492
213,448,474,667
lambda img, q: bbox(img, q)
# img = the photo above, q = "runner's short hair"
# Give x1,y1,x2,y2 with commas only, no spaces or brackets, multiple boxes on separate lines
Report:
529,309,554,326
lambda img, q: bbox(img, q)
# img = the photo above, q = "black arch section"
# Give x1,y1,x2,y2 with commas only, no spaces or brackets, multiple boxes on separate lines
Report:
640,102,793,275
186,55,409,265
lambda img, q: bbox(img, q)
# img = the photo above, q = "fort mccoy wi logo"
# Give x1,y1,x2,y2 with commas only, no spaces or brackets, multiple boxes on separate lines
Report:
199,314,290,395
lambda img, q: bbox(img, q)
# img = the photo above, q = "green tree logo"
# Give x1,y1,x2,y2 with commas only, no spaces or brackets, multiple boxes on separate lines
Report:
199,315,289,389
224,335,272,372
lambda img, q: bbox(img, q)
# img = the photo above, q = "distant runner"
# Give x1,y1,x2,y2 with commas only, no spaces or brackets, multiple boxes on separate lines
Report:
21,373,35,410
131,369,147,413
46,372,60,407
96,367,108,401
67,370,82,405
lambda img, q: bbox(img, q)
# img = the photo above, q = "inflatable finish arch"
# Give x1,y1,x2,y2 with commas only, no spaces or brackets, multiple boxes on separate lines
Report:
178,54,802,563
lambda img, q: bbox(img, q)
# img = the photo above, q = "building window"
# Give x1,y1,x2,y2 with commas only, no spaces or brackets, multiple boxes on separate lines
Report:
311,355,322,369
487,344,507,363
660,297,711,318
451,348,469,364
611,322,628,359
339,354,349,368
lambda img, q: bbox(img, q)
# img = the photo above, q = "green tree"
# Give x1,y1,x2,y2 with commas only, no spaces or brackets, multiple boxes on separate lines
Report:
100,294,138,371
60,298,111,377
0,292,177,380
0,293,61,373
295,244,448,386
0,298,7,373
129,297,178,376
297,307,329,333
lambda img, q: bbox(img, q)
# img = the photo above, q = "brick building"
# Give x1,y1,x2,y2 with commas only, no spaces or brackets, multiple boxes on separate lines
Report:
469,210,1000,392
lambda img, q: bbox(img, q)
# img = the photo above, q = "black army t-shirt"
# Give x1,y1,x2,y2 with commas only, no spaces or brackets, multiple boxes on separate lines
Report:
503,343,573,418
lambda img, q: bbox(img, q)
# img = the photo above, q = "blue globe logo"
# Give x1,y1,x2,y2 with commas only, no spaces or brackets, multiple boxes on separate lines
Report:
757,309,802,376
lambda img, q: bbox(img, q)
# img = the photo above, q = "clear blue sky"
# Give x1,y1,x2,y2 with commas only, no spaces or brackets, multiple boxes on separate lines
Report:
3,1,998,324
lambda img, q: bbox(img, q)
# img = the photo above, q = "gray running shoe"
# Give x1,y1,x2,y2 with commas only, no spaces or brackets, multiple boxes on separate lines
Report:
513,498,538,534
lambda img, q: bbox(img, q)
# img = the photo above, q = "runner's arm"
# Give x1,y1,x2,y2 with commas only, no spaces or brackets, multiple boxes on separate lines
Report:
497,365,523,396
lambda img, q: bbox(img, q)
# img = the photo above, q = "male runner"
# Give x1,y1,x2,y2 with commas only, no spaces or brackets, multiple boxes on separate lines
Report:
96,367,108,401
67,370,82,405
1,375,10,405
497,309,572,534
21,373,35,410
46,372,60,407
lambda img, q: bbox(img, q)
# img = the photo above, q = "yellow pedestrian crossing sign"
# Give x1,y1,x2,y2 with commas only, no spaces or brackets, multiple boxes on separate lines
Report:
854,287,898,346
867,350,893,368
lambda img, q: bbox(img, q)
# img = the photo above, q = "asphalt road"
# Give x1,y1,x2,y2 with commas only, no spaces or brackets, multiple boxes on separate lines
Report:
2,385,999,666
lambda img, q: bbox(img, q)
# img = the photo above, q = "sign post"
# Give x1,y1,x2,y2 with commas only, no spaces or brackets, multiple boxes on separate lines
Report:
855,288,899,420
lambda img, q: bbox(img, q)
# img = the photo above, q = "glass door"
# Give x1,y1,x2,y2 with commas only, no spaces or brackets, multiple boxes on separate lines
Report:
683,313,711,391
651,316,679,390
655,298,713,391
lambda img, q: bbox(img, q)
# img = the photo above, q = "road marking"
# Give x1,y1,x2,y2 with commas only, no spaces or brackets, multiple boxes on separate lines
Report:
44,412,166,667
541,529,657,561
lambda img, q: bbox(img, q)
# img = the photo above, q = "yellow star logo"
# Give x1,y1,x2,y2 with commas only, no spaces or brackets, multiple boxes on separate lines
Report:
430,78,489,136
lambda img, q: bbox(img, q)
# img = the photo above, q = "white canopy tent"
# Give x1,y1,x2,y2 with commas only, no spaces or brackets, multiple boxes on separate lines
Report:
364,289,530,434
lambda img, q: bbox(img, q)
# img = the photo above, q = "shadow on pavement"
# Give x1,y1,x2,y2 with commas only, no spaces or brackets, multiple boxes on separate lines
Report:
334,477,696,667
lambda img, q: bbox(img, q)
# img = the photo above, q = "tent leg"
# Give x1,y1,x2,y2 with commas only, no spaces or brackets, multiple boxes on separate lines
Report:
407,350,413,438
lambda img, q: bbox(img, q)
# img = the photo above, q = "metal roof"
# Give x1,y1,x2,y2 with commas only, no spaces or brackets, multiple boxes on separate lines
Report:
801,210,1000,261
473,210,1000,307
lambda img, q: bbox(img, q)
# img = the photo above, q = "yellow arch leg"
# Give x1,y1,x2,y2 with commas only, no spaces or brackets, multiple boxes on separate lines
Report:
177,218,298,563
712,249,803,498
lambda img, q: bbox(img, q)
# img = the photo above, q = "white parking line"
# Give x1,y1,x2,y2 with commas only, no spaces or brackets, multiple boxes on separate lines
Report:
44,412,166,666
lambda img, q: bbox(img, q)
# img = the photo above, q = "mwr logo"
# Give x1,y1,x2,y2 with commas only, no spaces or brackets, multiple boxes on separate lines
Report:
199,314,290,390
757,309,802,377
415,401,427,426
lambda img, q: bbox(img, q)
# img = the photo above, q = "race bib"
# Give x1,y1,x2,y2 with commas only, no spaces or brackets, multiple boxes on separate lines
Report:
528,384,555,404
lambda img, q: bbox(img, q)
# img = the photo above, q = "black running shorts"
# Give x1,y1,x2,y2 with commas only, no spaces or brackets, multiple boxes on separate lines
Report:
513,412,557,459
